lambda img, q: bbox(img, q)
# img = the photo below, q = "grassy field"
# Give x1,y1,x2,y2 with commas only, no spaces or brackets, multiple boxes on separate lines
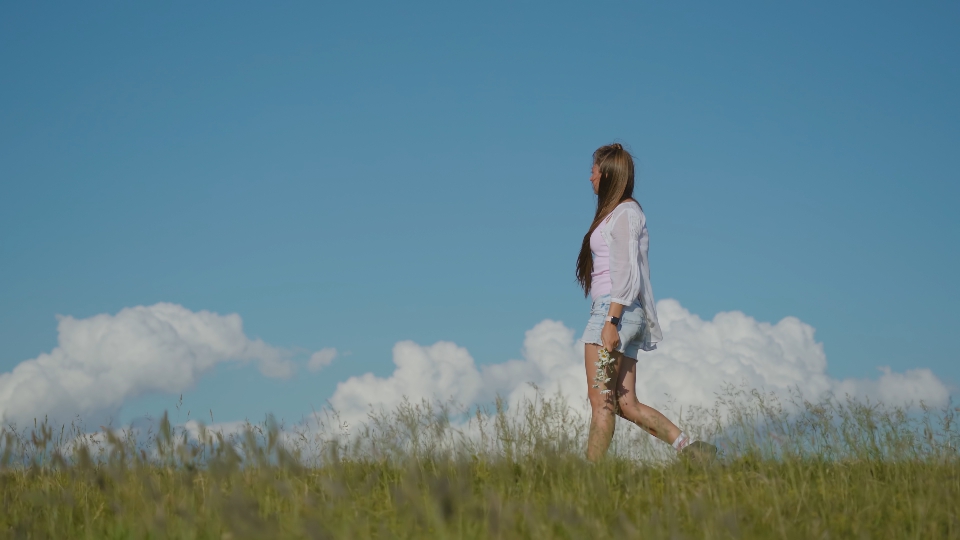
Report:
1,388,958,539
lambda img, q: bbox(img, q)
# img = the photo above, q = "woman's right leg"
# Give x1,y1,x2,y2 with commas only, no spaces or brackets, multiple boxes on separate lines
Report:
615,357,681,445
584,343,618,462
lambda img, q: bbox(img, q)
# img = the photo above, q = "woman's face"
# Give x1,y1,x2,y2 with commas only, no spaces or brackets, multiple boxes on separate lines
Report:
590,164,601,194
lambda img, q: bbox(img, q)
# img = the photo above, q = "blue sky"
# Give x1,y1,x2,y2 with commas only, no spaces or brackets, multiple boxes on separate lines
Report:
1,1,957,425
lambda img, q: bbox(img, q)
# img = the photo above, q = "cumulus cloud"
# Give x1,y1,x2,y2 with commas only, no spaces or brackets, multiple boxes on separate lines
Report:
308,348,338,372
0,303,297,426
329,341,486,425
6,299,949,434
329,299,951,426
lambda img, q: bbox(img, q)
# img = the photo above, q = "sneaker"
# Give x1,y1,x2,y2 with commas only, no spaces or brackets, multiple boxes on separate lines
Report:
680,440,718,465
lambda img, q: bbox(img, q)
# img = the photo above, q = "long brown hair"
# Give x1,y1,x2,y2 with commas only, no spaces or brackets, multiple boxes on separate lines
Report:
575,143,635,296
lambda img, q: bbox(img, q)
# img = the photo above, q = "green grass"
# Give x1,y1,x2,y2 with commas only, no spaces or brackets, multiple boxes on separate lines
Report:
2,388,958,539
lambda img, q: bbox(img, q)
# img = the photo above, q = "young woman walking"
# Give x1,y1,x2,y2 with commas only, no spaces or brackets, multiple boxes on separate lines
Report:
577,143,716,462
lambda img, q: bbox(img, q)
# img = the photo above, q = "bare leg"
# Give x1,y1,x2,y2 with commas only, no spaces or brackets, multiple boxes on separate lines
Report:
614,356,681,445
584,343,619,461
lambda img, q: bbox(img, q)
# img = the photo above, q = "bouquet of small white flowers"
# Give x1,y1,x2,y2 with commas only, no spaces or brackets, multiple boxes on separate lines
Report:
592,347,615,394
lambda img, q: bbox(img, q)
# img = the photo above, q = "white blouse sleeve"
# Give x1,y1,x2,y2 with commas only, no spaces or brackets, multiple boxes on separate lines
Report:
636,211,663,348
607,209,641,306
605,205,663,350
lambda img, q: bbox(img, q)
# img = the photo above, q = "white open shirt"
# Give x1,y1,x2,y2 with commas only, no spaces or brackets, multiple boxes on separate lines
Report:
598,200,663,351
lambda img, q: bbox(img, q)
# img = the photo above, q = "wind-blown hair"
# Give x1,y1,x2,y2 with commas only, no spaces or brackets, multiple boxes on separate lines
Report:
575,143,635,296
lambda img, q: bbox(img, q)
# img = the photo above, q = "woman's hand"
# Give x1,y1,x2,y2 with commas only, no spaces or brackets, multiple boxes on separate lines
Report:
601,322,620,352
602,303,626,352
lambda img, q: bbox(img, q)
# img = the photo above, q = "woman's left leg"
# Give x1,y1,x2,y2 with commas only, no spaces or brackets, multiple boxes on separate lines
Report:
615,356,681,445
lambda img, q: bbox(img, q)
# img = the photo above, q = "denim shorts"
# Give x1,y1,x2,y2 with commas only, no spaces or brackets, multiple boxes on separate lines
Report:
580,294,647,359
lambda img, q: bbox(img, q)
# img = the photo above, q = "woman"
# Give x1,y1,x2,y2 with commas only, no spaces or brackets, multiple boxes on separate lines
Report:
577,143,716,462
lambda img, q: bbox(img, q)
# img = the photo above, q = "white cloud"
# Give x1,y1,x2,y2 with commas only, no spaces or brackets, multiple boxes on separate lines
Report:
308,348,338,372
328,299,951,426
833,366,949,406
5,299,949,435
0,303,297,426
329,341,486,426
